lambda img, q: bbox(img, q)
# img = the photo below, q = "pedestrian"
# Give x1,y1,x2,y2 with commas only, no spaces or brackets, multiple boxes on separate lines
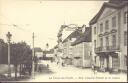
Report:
62,62,64,67
28,65,32,75
102,65,105,72
92,63,97,74
38,65,42,72
57,61,59,65
47,64,49,68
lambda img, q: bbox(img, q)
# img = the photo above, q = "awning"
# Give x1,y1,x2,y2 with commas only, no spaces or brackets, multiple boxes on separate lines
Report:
109,52,118,57
97,52,109,57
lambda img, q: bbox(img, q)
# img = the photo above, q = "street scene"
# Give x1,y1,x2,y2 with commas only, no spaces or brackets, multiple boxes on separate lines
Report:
0,0,127,82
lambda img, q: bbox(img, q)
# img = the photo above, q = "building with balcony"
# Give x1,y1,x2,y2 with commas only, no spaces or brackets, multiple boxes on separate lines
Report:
89,0,127,72
71,27,92,68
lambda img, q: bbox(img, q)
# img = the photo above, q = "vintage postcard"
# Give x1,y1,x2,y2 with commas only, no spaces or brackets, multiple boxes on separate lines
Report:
0,0,127,82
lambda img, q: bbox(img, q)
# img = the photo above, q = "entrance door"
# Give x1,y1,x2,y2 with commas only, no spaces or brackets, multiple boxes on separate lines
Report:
100,57,104,68
112,57,118,68
106,57,109,71
112,53,119,71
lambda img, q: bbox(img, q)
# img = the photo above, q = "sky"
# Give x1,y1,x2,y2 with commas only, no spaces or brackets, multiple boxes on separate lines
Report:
0,0,107,50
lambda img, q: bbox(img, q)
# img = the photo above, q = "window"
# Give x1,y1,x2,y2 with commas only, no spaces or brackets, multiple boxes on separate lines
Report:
124,55,127,67
100,57,104,67
94,40,96,48
126,56,127,66
100,38,103,47
100,23,103,32
106,36,109,46
94,27,96,34
105,20,109,30
112,35,116,47
94,56,97,63
106,36,109,50
124,31,127,46
124,11,127,24
112,16,116,27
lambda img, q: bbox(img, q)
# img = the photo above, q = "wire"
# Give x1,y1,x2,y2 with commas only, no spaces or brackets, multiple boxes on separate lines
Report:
0,23,12,26
0,12,31,33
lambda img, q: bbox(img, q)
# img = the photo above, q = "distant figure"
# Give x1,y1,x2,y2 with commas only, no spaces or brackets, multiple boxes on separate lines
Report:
47,64,49,68
61,60,65,67
57,61,59,65
92,63,97,74
101,65,105,72
38,65,42,72
28,65,32,75
62,62,65,67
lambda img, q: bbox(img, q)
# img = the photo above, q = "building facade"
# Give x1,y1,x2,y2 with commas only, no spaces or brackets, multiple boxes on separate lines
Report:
89,0,127,72
71,27,92,68
62,29,82,65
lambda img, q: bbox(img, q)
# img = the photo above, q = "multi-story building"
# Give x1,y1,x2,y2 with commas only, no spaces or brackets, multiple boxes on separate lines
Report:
89,0,127,72
62,28,82,65
71,27,92,68
56,25,65,65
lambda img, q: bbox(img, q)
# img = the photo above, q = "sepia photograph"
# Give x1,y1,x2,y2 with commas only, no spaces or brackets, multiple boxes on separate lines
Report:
0,0,127,82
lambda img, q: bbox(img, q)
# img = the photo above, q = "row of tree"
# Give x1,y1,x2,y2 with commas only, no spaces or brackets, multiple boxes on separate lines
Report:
0,39,32,79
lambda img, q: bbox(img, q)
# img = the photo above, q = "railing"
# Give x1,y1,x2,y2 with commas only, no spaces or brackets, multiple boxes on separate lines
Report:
108,46,119,52
95,47,102,53
95,45,119,53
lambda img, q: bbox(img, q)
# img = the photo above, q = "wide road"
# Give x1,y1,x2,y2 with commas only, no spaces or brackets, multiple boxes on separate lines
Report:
20,61,127,82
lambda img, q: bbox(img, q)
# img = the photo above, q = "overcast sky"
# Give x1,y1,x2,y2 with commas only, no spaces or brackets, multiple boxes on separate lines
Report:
0,0,107,50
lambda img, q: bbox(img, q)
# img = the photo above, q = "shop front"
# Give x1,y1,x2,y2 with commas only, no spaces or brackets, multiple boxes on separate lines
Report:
96,52,119,73
109,52,119,73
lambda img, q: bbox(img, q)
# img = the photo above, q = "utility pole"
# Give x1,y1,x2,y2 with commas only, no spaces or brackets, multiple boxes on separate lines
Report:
6,32,12,78
32,32,35,79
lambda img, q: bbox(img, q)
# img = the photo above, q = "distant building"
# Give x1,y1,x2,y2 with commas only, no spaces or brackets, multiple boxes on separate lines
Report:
89,0,127,72
34,47,43,59
71,27,92,68
62,26,84,65
43,49,54,61
56,25,64,65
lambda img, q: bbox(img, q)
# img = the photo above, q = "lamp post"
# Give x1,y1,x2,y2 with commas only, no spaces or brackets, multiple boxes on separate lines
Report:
32,32,35,79
6,32,12,77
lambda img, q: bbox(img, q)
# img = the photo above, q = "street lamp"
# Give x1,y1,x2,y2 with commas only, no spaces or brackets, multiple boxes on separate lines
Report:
6,32,12,77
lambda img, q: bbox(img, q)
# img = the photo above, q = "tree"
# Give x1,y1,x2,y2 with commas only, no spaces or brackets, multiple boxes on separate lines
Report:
10,42,32,78
0,39,32,78
0,39,8,64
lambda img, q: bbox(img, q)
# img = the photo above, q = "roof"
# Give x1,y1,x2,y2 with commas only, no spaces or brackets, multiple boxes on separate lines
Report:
71,27,91,46
109,0,126,4
89,0,128,25
34,47,42,52
62,29,83,43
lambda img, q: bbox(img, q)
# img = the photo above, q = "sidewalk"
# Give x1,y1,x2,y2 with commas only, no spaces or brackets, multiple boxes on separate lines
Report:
0,64,31,81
